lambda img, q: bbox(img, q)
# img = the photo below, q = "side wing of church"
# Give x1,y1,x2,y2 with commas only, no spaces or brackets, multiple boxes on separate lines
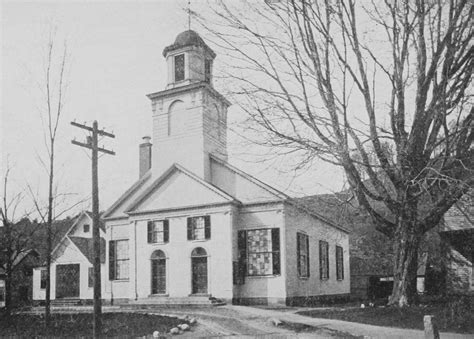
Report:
101,30,350,306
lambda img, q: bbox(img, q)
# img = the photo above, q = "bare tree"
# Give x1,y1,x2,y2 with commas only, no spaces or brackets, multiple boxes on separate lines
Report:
0,164,37,316
31,28,70,324
197,0,473,306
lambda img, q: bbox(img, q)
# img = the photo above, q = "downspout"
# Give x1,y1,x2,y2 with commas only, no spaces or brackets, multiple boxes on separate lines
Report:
134,221,138,300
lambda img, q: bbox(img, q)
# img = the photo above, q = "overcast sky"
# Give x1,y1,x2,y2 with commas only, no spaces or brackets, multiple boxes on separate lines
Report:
1,0,344,219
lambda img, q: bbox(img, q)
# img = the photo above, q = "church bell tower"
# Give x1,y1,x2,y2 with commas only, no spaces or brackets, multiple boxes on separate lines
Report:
147,30,230,181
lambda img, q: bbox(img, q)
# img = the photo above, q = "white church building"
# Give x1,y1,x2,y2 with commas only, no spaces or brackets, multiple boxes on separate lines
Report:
57,30,350,306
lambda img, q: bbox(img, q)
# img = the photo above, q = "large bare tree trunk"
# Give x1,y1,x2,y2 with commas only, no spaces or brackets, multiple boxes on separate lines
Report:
389,217,423,307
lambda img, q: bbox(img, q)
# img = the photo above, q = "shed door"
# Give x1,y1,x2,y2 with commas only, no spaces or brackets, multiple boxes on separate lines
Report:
56,264,80,298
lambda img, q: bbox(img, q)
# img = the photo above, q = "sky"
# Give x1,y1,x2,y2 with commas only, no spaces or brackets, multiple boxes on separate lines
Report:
1,0,344,219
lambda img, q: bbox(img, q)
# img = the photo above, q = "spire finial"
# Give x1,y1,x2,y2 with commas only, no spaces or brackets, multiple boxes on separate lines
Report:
188,0,191,30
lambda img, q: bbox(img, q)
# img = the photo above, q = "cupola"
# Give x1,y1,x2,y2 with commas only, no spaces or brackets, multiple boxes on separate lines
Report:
163,30,216,89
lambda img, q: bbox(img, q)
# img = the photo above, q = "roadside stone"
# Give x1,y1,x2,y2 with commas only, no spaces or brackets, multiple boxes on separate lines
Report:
152,331,160,338
269,317,282,326
170,327,179,335
189,318,197,325
178,324,190,331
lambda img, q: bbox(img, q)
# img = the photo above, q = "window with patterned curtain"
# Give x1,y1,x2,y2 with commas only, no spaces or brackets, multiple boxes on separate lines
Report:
238,228,280,276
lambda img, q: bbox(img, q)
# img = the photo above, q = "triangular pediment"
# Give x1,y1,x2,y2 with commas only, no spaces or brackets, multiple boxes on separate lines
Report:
126,165,236,214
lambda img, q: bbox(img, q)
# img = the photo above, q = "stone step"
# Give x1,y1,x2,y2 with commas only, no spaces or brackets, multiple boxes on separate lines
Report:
121,296,226,307
51,298,82,306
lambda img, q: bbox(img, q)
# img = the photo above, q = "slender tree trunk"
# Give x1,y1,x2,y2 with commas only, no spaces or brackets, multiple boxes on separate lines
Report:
4,245,12,316
389,217,422,307
45,149,54,326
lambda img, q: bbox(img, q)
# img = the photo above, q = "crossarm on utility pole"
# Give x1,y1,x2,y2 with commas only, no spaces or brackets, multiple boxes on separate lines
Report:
71,120,115,338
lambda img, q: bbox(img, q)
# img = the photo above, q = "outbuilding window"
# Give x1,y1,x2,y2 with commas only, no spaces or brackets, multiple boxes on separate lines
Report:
83,224,90,233
297,232,310,278
109,239,129,280
319,240,329,280
147,220,169,243
40,269,47,289
88,267,94,288
238,228,280,276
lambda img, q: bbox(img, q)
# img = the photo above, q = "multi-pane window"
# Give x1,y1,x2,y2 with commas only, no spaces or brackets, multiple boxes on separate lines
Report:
109,240,129,280
40,269,47,289
319,240,329,280
336,245,344,280
238,228,280,276
297,232,310,278
147,220,169,243
204,59,211,83
187,216,211,241
174,54,185,82
83,224,90,233
88,267,94,288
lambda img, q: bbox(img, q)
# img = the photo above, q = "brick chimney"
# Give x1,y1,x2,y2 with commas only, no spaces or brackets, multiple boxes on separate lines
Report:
139,136,152,178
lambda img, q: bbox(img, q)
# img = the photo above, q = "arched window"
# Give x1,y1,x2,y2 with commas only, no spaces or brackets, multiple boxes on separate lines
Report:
151,250,166,260
191,247,207,257
168,100,185,136
191,247,208,294
151,250,166,294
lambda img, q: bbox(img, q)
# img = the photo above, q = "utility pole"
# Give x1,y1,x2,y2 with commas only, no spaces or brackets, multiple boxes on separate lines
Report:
71,120,115,338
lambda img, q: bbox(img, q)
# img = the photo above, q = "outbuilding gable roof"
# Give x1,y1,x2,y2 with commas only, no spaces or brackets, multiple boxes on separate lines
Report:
68,236,106,264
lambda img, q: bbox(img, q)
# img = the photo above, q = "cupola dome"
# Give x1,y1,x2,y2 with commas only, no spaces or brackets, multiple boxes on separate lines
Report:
163,30,216,59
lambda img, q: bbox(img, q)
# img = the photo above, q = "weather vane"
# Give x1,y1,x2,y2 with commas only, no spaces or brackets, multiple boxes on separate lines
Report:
188,0,191,30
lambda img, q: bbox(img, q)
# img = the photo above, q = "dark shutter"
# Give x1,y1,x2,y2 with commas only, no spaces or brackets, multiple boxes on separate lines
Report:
109,241,115,280
187,218,193,240
319,240,322,279
296,233,301,276
163,220,169,243
204,216,211,239
271,228,280,275
306,235,310,277
237,230,247,281
326,243,329,278
147,221,153,243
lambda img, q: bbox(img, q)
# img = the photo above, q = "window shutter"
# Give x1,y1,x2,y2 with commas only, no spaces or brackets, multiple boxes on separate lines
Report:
187,218,193,240
271,228,280,275
326,243,329,278
306,235,310,277
319,240,322,279
163,220,169,243
204,216,211,239
296,233,301,276
147,221,153,243
237,230,247,281
109,241,115,280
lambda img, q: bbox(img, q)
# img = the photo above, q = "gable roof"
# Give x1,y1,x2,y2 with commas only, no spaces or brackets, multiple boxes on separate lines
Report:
102,170,153,219
69,236,106,264
126,164,239,214
210,155,288,203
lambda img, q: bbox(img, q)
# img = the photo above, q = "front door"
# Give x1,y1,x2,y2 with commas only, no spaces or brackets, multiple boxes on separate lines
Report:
191,257,208,294
56,264,80,298
151,259,166,294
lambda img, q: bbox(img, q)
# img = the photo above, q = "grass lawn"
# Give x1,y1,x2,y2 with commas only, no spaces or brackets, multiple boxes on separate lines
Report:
297,302,473,334
0,312,187,337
